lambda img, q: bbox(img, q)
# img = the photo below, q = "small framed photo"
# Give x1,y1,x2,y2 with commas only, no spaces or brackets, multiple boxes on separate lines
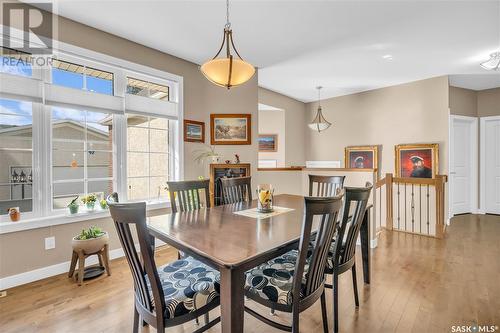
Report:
184,119,205,143
258,134,278,152
210,114,251,145
344,145,378,169
395,143,439,178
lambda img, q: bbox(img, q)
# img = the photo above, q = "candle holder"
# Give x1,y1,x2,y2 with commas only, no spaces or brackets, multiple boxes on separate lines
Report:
257,184,274,213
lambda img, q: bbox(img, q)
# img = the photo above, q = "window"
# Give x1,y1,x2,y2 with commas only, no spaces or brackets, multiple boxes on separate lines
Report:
0,44,181,225
127,77,169,100
127,114,170,201
0,47,32,77
0,98,33,214
52,108,114,209
52,59,114,95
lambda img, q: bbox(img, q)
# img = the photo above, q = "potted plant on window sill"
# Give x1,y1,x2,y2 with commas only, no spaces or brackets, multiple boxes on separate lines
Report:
82,194,97,211
72,226,109,254
68,196,80,215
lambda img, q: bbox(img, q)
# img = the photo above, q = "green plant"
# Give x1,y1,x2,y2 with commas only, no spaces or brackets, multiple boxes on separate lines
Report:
67,196,79,207
193,143,219,164
81,193,97,205
76,226,104,240
99,199,108,209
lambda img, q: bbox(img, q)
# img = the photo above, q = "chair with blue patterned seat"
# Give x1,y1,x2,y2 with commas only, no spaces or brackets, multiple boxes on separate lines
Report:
108,201,220,333
243,194,344,333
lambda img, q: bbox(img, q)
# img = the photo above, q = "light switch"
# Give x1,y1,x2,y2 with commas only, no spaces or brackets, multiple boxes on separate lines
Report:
45,236,55,250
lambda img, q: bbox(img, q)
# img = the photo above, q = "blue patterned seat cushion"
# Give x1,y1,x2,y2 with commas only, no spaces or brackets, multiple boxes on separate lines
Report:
147,256,220,319
245,250,309,306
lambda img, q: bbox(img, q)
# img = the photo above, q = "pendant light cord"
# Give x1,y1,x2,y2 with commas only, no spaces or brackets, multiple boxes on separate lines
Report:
225,0,231,29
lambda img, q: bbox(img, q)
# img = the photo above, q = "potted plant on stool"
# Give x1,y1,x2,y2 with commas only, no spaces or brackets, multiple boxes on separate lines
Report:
69,226,111,285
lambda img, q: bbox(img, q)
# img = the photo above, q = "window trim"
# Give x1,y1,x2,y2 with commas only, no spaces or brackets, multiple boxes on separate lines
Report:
0,33,184,231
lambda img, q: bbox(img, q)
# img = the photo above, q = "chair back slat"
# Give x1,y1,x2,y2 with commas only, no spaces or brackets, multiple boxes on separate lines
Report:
333,184,372,267
220,176,252,204
167,179,210,213
308,175,345,197
292,195,343,300
108,202,165,321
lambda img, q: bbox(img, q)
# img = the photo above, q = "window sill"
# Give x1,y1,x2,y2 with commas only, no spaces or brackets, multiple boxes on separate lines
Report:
0,201,171,235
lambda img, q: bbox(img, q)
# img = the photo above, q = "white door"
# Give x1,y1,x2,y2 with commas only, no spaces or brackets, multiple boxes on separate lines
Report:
481,116,500,214
450,116,477,215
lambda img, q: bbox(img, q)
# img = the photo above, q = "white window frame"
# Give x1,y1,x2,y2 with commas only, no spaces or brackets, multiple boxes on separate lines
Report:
0,30,184,232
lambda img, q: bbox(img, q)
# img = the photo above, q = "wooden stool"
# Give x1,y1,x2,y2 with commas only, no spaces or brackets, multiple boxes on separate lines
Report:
68,244,111,285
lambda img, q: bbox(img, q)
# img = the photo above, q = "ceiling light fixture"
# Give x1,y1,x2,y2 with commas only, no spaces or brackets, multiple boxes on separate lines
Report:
200,0,255,89
480,2,500,70
480,52,500,71
382,54,393,60
308,86,331,133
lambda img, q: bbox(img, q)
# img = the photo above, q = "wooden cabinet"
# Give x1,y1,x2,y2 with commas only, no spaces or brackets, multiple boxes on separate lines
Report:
209,163,251,206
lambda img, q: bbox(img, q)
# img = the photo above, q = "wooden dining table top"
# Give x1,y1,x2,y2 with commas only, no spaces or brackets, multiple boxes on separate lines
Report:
147,194,307,268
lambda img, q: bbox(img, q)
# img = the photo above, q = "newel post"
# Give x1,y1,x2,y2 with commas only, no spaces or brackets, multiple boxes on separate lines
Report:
385,173,393,230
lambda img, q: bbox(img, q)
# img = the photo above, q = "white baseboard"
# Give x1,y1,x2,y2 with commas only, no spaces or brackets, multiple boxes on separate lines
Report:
0,242,170,291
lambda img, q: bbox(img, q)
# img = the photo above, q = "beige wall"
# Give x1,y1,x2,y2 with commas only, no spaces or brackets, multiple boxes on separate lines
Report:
477,87,500,117
305,76,450,176
258,88,307,167
258,109,286,167
0,8,258,280
449,86,477,117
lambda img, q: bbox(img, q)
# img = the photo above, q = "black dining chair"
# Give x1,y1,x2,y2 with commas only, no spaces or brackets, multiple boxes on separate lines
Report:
220,176,252,204
108,201,221,333
167,179,211,213
309,174,345,197
244,195,344,333
324,184,372,333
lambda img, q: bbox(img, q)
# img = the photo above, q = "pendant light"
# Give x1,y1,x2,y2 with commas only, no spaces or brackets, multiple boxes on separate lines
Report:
480,3,500,70
200,0,255,89
308,86,332,133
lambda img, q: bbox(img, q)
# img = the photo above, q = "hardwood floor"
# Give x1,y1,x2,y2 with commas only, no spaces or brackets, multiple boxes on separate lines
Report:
1,214,499,332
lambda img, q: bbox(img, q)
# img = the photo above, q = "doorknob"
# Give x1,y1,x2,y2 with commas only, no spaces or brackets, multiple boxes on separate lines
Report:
450,172,456,175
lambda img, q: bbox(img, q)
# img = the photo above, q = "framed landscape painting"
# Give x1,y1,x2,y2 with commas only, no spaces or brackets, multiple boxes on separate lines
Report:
210,114,251,145
395,143,439,178
344,145,378,169
258,134,278,152
183,119,205,143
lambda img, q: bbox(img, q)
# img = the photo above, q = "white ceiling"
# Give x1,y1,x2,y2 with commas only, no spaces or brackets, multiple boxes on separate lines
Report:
45,0,500,102
449,74,500,90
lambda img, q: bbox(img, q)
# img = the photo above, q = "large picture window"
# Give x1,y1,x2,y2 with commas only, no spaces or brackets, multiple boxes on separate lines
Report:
0,45,181,226
127,114,170,201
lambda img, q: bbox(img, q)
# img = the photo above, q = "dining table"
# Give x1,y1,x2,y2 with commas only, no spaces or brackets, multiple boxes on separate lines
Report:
147,194,372,333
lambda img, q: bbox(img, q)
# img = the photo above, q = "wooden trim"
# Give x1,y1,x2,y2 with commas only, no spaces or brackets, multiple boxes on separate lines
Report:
344,145,379,170
257,167,304,171
210,114,251,145
258,134,278,152
183,119,205,143
394,143,439,178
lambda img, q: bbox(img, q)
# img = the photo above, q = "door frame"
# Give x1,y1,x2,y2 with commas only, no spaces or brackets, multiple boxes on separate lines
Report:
449,115,478,218
480,115,500,214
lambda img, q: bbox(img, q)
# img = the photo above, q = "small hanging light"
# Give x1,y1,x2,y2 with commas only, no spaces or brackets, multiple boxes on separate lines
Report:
308,86,331,133
200,0,255,89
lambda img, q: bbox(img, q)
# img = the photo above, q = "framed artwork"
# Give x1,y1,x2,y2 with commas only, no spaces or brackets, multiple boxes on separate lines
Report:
210,114,251,145
183,119,205,143
395,143,439,178
258,134,278,152
344,145,379,169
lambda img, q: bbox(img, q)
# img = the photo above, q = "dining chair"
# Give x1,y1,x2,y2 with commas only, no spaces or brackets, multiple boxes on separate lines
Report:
108,201,221,333
167,179,211,213
308,174,345,197
106,192,119,203
325,183,372,333
244,195,344,333
220,176,252,204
